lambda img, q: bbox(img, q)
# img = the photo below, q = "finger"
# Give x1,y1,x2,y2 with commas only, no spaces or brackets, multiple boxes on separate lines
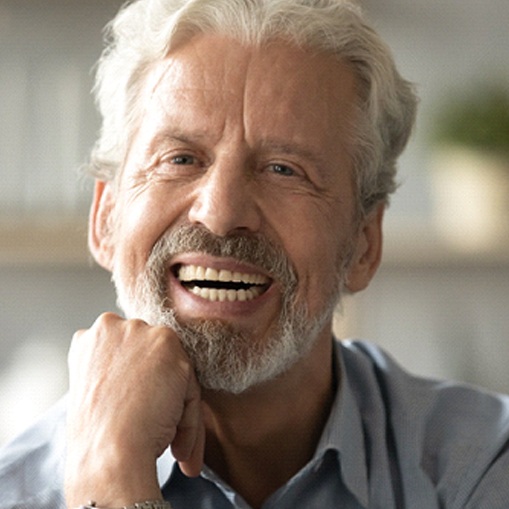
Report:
178,416,205,478
171,376,204,476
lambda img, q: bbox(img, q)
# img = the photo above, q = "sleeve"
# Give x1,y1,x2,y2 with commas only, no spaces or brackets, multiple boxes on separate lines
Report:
0,397,68,509
462,439,509,509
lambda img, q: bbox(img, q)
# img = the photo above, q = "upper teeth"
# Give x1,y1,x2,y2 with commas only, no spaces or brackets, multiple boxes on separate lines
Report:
178,265,268,285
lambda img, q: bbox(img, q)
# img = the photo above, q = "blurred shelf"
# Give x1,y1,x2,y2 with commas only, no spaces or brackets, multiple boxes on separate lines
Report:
0,219,91,267
1,219,509,269
382,222,509,269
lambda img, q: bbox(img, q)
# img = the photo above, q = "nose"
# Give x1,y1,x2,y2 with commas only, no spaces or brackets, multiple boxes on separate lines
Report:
187,157,262,237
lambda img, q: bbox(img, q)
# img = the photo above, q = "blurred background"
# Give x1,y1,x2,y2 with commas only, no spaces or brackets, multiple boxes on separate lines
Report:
1,0,508,446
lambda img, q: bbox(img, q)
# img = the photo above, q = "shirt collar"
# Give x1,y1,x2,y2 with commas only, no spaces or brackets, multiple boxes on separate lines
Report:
315,340,369,507
157,340,370,507
157,445,176,488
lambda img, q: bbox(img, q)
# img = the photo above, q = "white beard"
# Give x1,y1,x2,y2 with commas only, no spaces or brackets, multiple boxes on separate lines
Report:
113,225,349,394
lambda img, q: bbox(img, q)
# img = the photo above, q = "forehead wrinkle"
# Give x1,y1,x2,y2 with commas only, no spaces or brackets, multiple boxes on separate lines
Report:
148,128,210,150
152,66,251,152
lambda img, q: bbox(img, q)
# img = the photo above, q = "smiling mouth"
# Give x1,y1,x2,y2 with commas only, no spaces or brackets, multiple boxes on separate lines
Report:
175,264,271,302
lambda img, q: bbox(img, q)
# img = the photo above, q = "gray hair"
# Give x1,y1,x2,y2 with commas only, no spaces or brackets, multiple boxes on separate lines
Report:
89,0,417,214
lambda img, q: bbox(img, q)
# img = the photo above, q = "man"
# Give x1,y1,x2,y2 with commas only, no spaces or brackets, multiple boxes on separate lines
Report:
1,1,508,508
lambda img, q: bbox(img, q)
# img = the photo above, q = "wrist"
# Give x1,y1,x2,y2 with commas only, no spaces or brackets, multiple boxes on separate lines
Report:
65,444,162,508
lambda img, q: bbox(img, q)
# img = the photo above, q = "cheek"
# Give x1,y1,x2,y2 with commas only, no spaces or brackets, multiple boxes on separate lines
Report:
110,192,170,281
260,193,352,302
278,217,346,313
114,182,193,256
294,233,343,305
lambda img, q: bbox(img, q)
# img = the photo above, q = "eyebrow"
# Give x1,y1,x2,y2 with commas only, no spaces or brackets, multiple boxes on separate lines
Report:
258,139,329,168
136,129,209,167
147,129,209,151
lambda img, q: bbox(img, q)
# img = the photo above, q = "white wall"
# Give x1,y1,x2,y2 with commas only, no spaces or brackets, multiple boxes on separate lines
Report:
0,266,116,445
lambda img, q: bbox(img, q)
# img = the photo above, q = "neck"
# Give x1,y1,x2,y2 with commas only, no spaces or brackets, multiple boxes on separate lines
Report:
202,331,337,509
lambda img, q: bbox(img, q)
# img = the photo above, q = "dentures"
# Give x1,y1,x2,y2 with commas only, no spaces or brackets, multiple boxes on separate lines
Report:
177,264,270,302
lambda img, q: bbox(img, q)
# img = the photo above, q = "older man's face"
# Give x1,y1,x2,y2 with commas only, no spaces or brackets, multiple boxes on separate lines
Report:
91,35,381,390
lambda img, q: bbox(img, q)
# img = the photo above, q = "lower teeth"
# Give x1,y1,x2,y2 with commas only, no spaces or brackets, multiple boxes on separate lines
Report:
189,286,262,302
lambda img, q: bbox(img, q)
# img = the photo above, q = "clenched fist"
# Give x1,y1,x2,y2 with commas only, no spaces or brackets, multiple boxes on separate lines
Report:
65,313,205,508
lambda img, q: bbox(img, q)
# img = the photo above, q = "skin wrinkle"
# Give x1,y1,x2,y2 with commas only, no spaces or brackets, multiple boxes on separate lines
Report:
115,59,191,187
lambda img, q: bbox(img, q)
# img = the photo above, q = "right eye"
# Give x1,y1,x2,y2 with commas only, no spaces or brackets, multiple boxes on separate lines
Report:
170,154,196,165
269,163,296,177
148,151,204,181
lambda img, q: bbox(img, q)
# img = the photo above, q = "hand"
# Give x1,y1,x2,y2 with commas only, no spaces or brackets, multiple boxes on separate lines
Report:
65,313,205,507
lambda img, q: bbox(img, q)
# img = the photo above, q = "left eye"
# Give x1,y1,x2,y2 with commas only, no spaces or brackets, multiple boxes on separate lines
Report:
270,164,295,176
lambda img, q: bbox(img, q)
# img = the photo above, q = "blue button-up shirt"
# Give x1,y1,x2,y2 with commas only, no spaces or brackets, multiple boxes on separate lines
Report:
1,340,509,508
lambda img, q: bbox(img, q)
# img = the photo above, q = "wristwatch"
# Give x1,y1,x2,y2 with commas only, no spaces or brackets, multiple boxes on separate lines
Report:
77,501,172,509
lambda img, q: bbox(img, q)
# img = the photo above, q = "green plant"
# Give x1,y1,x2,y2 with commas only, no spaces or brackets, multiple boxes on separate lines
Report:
433,85,509,157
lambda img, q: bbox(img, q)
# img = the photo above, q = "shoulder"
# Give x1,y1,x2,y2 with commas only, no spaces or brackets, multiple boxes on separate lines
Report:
0,396,67,509
338,340,509,508
338,339,509,435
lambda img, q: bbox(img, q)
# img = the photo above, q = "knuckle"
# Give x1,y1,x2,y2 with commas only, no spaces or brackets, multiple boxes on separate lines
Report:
127,317,148,329
94,311,121,329
69,328,85,353
68,328,87,364
71,328,85,342
124,317,149,337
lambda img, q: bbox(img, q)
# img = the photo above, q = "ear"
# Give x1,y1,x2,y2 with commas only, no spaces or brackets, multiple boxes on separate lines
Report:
88,180,116,271
345,203,385,293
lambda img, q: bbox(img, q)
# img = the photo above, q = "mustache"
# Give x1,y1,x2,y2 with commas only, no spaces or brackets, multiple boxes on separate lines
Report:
147,224,298,288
